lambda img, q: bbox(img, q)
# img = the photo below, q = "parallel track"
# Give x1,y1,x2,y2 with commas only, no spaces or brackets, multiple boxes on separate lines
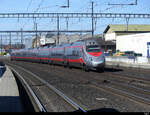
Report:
102,72,150,91
7,63,87,112
9,66,46,112
90,83,150,106
104,67,150,86
6,61,150,111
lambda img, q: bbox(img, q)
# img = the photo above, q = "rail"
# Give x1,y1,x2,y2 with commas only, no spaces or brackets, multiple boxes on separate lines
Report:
9,66,46,112
8,64,87,112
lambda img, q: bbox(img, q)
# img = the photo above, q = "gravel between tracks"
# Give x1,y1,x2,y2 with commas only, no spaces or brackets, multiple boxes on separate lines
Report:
5,60,150,112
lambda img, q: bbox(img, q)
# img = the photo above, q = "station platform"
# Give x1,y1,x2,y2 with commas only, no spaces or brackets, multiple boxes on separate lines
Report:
105,56,150,69
106,61,150,69
0,66,23,112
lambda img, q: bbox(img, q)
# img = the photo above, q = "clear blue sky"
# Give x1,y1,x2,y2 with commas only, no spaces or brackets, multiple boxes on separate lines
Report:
0,0,150,35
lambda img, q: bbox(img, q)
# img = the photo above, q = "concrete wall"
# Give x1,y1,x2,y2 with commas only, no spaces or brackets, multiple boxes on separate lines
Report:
106,56,150,69
116,33,150,57
106,56,149,64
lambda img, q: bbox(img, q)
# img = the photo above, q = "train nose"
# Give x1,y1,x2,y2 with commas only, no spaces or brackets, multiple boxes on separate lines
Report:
91,56,105,68
92,61,105,68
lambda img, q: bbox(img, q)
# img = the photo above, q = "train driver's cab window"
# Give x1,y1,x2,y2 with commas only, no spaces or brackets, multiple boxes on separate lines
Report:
86,45,101,52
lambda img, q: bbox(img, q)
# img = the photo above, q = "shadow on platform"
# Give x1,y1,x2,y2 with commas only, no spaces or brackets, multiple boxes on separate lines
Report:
0,96,23,112
0,61,6,78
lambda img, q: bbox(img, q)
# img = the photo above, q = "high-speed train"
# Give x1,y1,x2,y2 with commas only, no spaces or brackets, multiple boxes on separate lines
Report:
11,39,105,71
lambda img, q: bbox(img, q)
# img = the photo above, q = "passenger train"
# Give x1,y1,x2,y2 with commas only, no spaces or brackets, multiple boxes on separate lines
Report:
11,39,105,72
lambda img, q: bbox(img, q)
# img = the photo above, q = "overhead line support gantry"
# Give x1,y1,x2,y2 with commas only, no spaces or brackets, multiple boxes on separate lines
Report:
0,13,149,18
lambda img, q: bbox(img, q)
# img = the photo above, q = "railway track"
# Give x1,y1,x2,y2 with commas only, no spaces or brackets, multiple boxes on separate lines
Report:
70,71,150,107
77,70,150,103
7,61,150,108
7,62,87,112
105,71,150,87
10,66,46,112
38,63,150,107
85,71,150,99
90,82,150,106
4,61,150,111
44,64,150,104
105,66,150,85
80,70,150,106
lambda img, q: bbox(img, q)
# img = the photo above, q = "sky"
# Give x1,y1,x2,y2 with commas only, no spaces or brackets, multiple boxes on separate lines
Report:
0,0,150,44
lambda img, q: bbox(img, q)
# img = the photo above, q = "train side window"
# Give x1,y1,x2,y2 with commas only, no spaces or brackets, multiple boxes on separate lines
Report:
77,50,80,56
72,50,75,56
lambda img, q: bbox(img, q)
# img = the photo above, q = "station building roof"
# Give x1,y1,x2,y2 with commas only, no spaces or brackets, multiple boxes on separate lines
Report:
104,24,150,35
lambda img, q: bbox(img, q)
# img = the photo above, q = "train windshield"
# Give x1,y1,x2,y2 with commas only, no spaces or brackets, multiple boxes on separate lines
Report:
86,45,101,52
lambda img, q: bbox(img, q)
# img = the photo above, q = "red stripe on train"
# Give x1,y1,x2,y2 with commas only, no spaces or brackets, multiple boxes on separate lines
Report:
67,57,86,64
14,57,39,59
40,57,49,60
50,58,63,62
12,56,86,64
88,52,102,57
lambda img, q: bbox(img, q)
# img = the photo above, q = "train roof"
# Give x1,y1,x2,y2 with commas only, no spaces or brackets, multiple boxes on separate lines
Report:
12,39,99,53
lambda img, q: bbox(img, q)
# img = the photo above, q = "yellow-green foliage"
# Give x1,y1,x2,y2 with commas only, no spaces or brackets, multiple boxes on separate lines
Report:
0,52,7,55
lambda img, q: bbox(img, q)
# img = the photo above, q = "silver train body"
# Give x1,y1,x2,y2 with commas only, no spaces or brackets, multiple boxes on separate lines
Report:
11,39,105,71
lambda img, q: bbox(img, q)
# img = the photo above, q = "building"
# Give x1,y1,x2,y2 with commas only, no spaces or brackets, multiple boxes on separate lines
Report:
32,36,41,48
32,32,94,47
116,33,150,57
40,36,55,46
32,33,56,47
25,38,32,49
3,44,25,53
103,24,150,53
104,24,150,41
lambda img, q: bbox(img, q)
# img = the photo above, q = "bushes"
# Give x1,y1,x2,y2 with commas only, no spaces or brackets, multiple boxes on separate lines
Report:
0,52,7,56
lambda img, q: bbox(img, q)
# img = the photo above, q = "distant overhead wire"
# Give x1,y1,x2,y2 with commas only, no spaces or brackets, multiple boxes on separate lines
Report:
22,0,45,29
34,0,44,13
35,5,59,10
26,0,33,12
99,5,124,12
16,0,33,28
60,0,69,8
22,0,34,29
108,0,138,5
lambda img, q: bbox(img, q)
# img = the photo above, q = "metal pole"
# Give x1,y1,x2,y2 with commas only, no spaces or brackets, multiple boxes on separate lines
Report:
0,35,1,55
91,1,94,38
126,18,129,31
57,15,60,45
104,33,106,52
9,32,11,51
67,0,69,7
39,32,41,47
35,23,38,47
21,28,23,48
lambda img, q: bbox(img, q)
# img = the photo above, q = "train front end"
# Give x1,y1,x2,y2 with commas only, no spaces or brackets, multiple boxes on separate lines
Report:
85,40,105,71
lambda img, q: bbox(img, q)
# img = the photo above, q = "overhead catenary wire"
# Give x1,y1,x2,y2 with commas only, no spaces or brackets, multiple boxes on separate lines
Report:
34,0,45,13
108,0,138,5
22,0,44,29
3,0,148,48
26,0,33,12
22,0,34,29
